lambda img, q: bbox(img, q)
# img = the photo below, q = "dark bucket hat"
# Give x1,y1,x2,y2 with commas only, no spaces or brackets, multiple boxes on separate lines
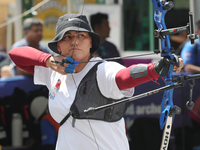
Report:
48,14,100,54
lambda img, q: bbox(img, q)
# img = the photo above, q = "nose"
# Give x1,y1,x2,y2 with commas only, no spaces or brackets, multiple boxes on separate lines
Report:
37,30,43,38
70,36,78,46
108,25,110,31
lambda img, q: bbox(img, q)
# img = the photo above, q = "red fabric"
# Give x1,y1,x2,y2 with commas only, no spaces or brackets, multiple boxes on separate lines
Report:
0,106,6,126
189,95,200,124
9,46,52,74
23,105,29,120
115,63,160,90
42,113,60,133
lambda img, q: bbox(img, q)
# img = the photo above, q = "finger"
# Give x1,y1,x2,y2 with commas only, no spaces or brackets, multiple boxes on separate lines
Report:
63,63,69,67
64,65,75,73
65,68,74,73
63,63,75,68
67,64,75,70
66,56,74,63
164,58,173,64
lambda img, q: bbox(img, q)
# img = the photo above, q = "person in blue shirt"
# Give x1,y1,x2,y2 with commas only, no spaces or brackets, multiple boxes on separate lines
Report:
181,20,200,150
181,20,200,73
0,17,54,77
90,12,124,65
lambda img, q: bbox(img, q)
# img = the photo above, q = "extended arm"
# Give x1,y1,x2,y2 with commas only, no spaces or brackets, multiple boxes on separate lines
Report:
9,47,52,74
9,46,71,75
185,63,200,73
116,58,183,90
116,63,159,90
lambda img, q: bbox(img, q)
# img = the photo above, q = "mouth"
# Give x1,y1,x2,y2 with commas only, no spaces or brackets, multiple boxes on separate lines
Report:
70,48,80,51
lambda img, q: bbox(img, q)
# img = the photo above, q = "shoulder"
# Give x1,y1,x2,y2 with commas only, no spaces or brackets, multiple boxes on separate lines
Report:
105,40,117,48
182,40,196,51
99,60,124,68
96,60,130,99
87,57,124,71
11,38,28,48
39,43,54,55
97,60,125,76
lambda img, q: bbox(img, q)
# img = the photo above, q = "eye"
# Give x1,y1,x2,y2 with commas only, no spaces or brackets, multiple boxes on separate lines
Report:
63,35,71,39
78,34,84,38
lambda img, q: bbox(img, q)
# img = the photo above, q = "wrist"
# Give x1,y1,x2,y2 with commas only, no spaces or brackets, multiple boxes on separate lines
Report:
46,56,53,67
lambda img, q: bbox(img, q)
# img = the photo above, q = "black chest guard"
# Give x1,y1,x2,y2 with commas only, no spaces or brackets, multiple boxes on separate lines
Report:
60,62,128,126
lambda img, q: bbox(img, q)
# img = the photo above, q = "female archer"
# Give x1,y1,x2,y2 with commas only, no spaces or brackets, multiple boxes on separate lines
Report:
9,14,183,150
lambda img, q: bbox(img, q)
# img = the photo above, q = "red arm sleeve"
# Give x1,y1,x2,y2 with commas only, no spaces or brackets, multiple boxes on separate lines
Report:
9,46,52,74
115,63,160,90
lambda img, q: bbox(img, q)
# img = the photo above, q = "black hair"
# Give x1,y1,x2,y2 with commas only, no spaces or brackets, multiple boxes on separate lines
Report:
90,13,108,31
23,18,43,31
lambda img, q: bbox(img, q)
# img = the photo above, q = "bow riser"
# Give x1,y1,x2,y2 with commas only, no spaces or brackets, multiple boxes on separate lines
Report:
152,0,175,130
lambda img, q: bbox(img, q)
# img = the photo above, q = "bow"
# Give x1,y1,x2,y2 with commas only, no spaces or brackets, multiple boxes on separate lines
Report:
151,0,198,149
151,1,178,149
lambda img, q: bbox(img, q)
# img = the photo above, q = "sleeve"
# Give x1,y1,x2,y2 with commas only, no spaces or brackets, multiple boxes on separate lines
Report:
97,62,135,99
40,119,57,145
9,46,52,74
115,63,160,90
181,41,196,65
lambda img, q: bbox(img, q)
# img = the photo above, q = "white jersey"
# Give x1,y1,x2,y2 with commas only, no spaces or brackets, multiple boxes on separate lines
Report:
34,57,134,150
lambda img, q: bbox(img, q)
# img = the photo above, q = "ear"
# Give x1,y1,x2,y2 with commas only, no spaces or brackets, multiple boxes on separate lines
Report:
90,39,92,48
57,42,62,52
94,25,100,32
24,30,28,36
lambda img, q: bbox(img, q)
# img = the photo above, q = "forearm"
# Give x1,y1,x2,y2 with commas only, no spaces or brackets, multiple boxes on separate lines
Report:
185,64,200,73
115,63,160,90
9,46,52,74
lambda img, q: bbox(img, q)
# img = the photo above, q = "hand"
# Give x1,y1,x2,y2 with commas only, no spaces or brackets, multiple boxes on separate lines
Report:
63,56,75,73
173,57,183,73
154,56,183,77
46,56,75,75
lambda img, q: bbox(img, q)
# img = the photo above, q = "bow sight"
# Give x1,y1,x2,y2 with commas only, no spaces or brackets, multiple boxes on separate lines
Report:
153,5,199,53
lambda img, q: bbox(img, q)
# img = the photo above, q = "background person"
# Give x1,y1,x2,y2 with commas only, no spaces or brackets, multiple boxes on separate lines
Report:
90,12,124,65
181,20,200,73
0,17,54,77
181,20,200,149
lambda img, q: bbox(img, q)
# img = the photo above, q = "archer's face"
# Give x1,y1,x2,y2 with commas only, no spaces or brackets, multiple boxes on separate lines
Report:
57,31,92,62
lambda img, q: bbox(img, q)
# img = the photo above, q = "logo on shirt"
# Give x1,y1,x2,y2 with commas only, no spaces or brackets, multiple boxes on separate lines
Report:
49,92,55,100
49,79,61,100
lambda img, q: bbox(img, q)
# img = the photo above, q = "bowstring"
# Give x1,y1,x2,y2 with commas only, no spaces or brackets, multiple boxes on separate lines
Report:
53,52,157,65
78,52,156,64
69,1,100,149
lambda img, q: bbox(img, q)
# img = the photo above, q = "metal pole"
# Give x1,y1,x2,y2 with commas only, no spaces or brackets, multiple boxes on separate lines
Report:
149,0,154,52
67,0,71,14
14,0,22,43
6,20,12,53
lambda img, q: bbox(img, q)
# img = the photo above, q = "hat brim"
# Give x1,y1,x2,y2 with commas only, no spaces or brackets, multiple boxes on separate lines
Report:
48,27,100,54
